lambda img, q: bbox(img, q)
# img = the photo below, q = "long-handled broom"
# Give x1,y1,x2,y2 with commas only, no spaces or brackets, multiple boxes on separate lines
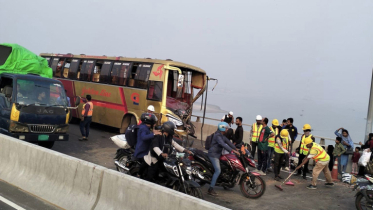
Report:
285,153,295,186
275,169,297,191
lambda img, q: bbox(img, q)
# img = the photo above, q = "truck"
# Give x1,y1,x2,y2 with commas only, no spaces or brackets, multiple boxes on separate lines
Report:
0,43,78,148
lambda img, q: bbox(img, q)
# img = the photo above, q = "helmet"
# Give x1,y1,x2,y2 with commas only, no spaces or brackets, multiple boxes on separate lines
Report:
303,137,313,145
228,111,234,116
303,124,311,131
272,119,279,126
256,115,263,120
141,113,156,125
147,105,155,112
280,129,289,138
218,122,229,132
161,121,175,136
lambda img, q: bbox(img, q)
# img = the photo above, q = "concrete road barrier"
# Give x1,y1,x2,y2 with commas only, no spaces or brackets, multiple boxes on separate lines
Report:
0,134,229,210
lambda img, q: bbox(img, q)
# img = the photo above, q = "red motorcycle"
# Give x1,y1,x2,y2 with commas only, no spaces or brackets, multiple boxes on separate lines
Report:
188,147,266,198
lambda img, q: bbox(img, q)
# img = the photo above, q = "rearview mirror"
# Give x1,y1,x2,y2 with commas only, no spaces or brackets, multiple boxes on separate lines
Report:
75,96,80,106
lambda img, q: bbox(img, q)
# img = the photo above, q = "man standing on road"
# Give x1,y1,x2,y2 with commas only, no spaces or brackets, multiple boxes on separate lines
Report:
255,118,274,175
295,137,334,190
267,119,281,172
233,117,244,148
281,119,287,128
283,118,298,170
251,115,263,159
79,95,93,141
221,111,234,127
295,124,315,179
274,129,290,181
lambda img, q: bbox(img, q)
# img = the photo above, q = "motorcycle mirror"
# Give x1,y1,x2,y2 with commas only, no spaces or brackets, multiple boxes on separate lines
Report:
75,96,81,106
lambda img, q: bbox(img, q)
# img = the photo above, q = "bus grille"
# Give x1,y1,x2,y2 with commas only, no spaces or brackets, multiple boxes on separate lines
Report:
30,125,55,133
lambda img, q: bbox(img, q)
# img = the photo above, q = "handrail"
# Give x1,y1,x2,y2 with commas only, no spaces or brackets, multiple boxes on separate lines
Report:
191,115,359,146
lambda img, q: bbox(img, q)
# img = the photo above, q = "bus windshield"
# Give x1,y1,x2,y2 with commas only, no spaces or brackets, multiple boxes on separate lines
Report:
16,79,68,107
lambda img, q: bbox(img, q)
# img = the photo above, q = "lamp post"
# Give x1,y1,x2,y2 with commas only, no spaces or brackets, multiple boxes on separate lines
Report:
365,69,373,142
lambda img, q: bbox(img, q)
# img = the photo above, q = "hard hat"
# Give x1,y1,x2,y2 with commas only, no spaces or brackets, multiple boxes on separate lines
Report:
303,137,313,145
147,105,155,112
229,111,233,116
218,122,229,132
272,119,279,126
303,124,311,131
256,115,262,120
280,129,289,138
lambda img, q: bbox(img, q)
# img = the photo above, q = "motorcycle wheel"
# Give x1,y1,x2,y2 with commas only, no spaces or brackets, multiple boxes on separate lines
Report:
116,155,128,174
188,187,204,199
240,174,266,199
356,193,371,210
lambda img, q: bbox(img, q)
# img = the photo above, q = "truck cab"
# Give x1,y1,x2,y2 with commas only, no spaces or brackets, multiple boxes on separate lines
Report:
0,73,74,148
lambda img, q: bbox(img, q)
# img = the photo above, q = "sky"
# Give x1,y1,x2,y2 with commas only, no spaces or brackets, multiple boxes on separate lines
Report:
1,0,373,143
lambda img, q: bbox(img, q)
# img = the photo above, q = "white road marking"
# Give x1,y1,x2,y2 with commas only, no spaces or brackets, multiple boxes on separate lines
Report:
0,195,26,210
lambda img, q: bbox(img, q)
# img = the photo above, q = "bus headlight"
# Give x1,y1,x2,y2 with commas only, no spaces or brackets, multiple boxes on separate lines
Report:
166,114,183,126
55,125,69,133
9,121,29,133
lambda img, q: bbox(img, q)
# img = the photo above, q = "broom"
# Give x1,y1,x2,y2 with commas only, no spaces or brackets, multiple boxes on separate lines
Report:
275,169,297,191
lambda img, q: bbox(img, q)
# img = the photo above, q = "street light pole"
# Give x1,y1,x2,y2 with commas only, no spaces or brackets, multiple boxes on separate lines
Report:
365,69,373,142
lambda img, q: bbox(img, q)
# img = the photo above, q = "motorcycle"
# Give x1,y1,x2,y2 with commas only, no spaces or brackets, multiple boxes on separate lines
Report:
188,147,266,199
354,175,373,210
113,137,203,199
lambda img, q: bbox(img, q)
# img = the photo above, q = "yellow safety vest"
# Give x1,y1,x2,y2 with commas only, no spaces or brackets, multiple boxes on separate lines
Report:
252,123,263,143
310,143,330,162
275,136,288,154
268,127,278,148
82,102,94,116
300,134,313,155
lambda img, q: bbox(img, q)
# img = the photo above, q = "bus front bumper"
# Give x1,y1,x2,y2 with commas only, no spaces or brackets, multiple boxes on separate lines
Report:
9,133,69,142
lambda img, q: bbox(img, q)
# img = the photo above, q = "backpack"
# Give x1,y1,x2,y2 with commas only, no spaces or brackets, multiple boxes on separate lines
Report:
125,124,139,148
205,133,215,150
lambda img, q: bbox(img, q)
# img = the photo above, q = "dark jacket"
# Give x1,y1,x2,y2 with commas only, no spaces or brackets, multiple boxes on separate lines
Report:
134,124,154,158
283,125,298,142
208,130,236,158
234,125,243,146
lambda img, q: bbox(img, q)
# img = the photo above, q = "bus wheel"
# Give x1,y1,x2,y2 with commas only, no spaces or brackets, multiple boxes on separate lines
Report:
120,115,136,133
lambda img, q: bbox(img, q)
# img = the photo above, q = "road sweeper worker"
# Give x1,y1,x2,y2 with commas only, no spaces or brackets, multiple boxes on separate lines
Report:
274,129,290,181
251,115,263,159
268,119,282,172
295,137,334,190
295,124,315,180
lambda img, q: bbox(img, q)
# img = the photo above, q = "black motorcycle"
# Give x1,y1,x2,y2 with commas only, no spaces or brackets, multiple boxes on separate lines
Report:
114,147,203,199
354,175,373,210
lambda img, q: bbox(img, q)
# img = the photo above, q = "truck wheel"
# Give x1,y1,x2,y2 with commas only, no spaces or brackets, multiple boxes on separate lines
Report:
38,141,55,149
120,115,136,133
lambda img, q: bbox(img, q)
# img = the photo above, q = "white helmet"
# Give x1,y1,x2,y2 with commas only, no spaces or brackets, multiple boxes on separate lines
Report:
229,111,233,116
147,105,155,112
256,115,263,120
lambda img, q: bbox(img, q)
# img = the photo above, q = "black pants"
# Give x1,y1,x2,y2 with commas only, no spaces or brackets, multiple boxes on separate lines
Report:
328,155,334,172
137,158,148,178
257,149,268,172
80,116,92,137
146,161,161,182
297,154,309,176
251,141,258,159
274,152,285,177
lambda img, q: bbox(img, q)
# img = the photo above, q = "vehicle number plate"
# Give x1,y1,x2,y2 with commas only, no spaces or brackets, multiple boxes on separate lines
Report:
38,135,49,141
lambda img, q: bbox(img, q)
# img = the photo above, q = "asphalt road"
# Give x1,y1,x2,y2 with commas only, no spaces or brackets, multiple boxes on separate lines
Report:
50,121,357,210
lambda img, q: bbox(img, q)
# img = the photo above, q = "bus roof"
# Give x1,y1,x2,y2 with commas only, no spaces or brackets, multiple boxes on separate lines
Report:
39,53,206,74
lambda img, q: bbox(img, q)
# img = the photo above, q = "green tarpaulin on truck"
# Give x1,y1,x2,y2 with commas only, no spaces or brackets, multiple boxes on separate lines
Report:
0,43,52,78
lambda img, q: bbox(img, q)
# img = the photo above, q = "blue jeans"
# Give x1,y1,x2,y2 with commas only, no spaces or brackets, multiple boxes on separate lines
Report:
80,116,92,137
208,156,221,188
267,147,274,169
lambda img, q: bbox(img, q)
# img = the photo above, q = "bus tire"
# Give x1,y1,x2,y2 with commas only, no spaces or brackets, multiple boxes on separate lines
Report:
120,115,136,133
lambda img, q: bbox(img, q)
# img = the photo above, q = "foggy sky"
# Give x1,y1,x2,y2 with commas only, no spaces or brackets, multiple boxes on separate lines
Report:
1,0,373,140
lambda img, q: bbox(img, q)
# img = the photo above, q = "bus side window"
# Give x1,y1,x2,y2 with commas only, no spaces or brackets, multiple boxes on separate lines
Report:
62,59,71,78
80,60,95,81
99,61,113,84
92,62,103,83
68,59,80,80
134,63,152,89
147,81,163,101
50,58,64,78
111,62,129,86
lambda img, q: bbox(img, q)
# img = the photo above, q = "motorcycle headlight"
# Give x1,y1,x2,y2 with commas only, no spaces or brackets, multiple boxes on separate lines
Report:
185,166,192,175
55,125,69,133
166,114,183,126
9,121,29,133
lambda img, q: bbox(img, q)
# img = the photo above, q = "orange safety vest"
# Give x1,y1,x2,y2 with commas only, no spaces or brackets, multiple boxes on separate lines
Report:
82,102,93,116
252,123,263,143
300,134,313,155
275,136,289,154
268,127,278,148
310,143,330,162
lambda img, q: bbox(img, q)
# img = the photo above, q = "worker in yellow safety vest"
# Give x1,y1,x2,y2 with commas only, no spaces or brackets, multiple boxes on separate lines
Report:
267,119,282,172
79,95,94,141
250,115,263,159
295,137,334,189
274,129,290,181
295,124,315,179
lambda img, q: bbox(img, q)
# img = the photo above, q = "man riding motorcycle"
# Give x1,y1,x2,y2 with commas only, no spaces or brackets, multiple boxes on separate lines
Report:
144,121,192,182
208,122,240,196
133,113,161,177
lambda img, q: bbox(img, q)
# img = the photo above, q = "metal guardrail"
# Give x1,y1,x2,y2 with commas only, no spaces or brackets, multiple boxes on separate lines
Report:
192,115,360,146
